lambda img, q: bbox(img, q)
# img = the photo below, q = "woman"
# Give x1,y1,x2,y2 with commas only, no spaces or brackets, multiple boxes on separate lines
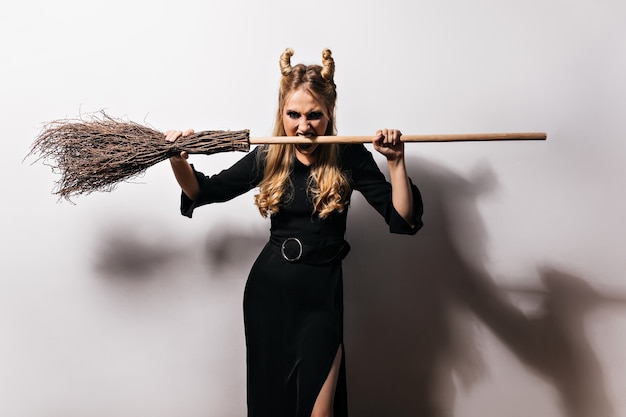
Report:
166,48,423,417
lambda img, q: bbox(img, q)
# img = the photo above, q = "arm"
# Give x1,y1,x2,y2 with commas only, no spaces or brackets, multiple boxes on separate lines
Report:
165,129,200,201
344,141,422,234
372,129,415,226
166,129,264,218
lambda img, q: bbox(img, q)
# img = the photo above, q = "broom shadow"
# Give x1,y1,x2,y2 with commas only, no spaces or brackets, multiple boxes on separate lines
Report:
342,156,618,417
94,226,184,279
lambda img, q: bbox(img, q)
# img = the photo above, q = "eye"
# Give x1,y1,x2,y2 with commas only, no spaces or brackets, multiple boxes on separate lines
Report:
307,111,323,120
286,111,300,119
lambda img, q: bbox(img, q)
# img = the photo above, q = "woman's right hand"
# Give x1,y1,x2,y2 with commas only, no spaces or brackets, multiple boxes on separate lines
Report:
165,129,194,160
165,128,201,200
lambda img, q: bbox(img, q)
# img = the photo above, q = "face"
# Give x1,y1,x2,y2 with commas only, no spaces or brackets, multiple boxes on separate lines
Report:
282,89,330,157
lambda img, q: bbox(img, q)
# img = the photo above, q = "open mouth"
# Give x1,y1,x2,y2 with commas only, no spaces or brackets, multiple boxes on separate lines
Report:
295,132,317,152
295,141,320,154
296,143,315,151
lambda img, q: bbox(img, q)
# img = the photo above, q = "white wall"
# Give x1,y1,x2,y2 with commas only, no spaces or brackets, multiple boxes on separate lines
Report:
1,1,625,416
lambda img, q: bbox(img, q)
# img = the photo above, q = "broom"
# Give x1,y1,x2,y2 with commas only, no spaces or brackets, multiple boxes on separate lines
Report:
28,112,546,201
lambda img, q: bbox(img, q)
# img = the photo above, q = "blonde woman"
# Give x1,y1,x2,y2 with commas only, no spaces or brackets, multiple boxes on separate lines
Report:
166,48,423,417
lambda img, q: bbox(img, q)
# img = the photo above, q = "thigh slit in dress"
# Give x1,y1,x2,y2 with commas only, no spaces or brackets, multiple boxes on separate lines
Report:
244,242,348,416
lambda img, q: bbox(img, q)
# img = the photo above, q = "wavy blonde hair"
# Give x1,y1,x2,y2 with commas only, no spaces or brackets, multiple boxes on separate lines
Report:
254,48,351,219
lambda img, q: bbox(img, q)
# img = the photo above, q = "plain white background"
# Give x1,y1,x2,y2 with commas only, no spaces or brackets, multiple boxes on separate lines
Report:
1,1,625,416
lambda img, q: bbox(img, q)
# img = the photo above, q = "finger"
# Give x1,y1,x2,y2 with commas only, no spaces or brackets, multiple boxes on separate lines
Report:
381,129,391,146
164,130,182,142
182,129,194,137
385,129,401,146
395,129,402,142
390,129,398,146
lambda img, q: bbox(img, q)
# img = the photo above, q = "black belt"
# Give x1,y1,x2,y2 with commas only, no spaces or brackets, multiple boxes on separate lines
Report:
269,237,350,265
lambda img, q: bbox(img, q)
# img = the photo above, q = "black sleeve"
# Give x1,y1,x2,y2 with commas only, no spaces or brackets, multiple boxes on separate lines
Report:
181,147,264,218
342,144,423,235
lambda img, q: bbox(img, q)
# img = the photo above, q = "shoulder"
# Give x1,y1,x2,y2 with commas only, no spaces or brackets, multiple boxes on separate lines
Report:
238,145,265,169
339,143,370,159
338,143,376,169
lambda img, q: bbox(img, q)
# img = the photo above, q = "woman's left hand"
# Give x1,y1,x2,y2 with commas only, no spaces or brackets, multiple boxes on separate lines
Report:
372,129,404,161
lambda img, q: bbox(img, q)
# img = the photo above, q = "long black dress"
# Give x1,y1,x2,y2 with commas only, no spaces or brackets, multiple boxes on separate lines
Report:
180,144,423,417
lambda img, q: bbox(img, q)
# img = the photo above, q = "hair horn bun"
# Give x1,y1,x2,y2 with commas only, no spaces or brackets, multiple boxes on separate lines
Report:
280,48,294,76
321,49,335,81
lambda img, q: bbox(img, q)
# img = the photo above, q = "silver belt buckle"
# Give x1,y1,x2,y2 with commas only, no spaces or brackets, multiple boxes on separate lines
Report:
281,237,303,262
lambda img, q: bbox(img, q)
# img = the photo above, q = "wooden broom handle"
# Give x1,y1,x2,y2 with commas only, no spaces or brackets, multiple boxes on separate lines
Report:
249,132,546,144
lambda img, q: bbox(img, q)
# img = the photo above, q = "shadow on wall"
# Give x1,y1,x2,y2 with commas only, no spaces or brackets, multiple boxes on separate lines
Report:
94,226,185,278
343,156,619,417
202,230,267,276
92,157,623,417
94,222,267,281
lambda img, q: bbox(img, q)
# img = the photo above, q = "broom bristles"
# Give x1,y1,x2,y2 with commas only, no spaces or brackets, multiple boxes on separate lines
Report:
28,112,250,201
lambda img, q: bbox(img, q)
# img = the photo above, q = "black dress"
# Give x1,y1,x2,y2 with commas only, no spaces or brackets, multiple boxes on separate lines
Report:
180,144,423,417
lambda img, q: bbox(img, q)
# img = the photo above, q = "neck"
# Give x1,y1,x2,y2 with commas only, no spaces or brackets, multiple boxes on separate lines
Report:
294,147,317,166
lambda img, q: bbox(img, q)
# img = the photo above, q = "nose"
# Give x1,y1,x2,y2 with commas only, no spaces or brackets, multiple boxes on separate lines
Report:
297,118,311,135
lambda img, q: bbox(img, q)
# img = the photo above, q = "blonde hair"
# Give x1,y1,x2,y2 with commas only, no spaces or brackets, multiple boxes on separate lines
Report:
255,48,350,218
